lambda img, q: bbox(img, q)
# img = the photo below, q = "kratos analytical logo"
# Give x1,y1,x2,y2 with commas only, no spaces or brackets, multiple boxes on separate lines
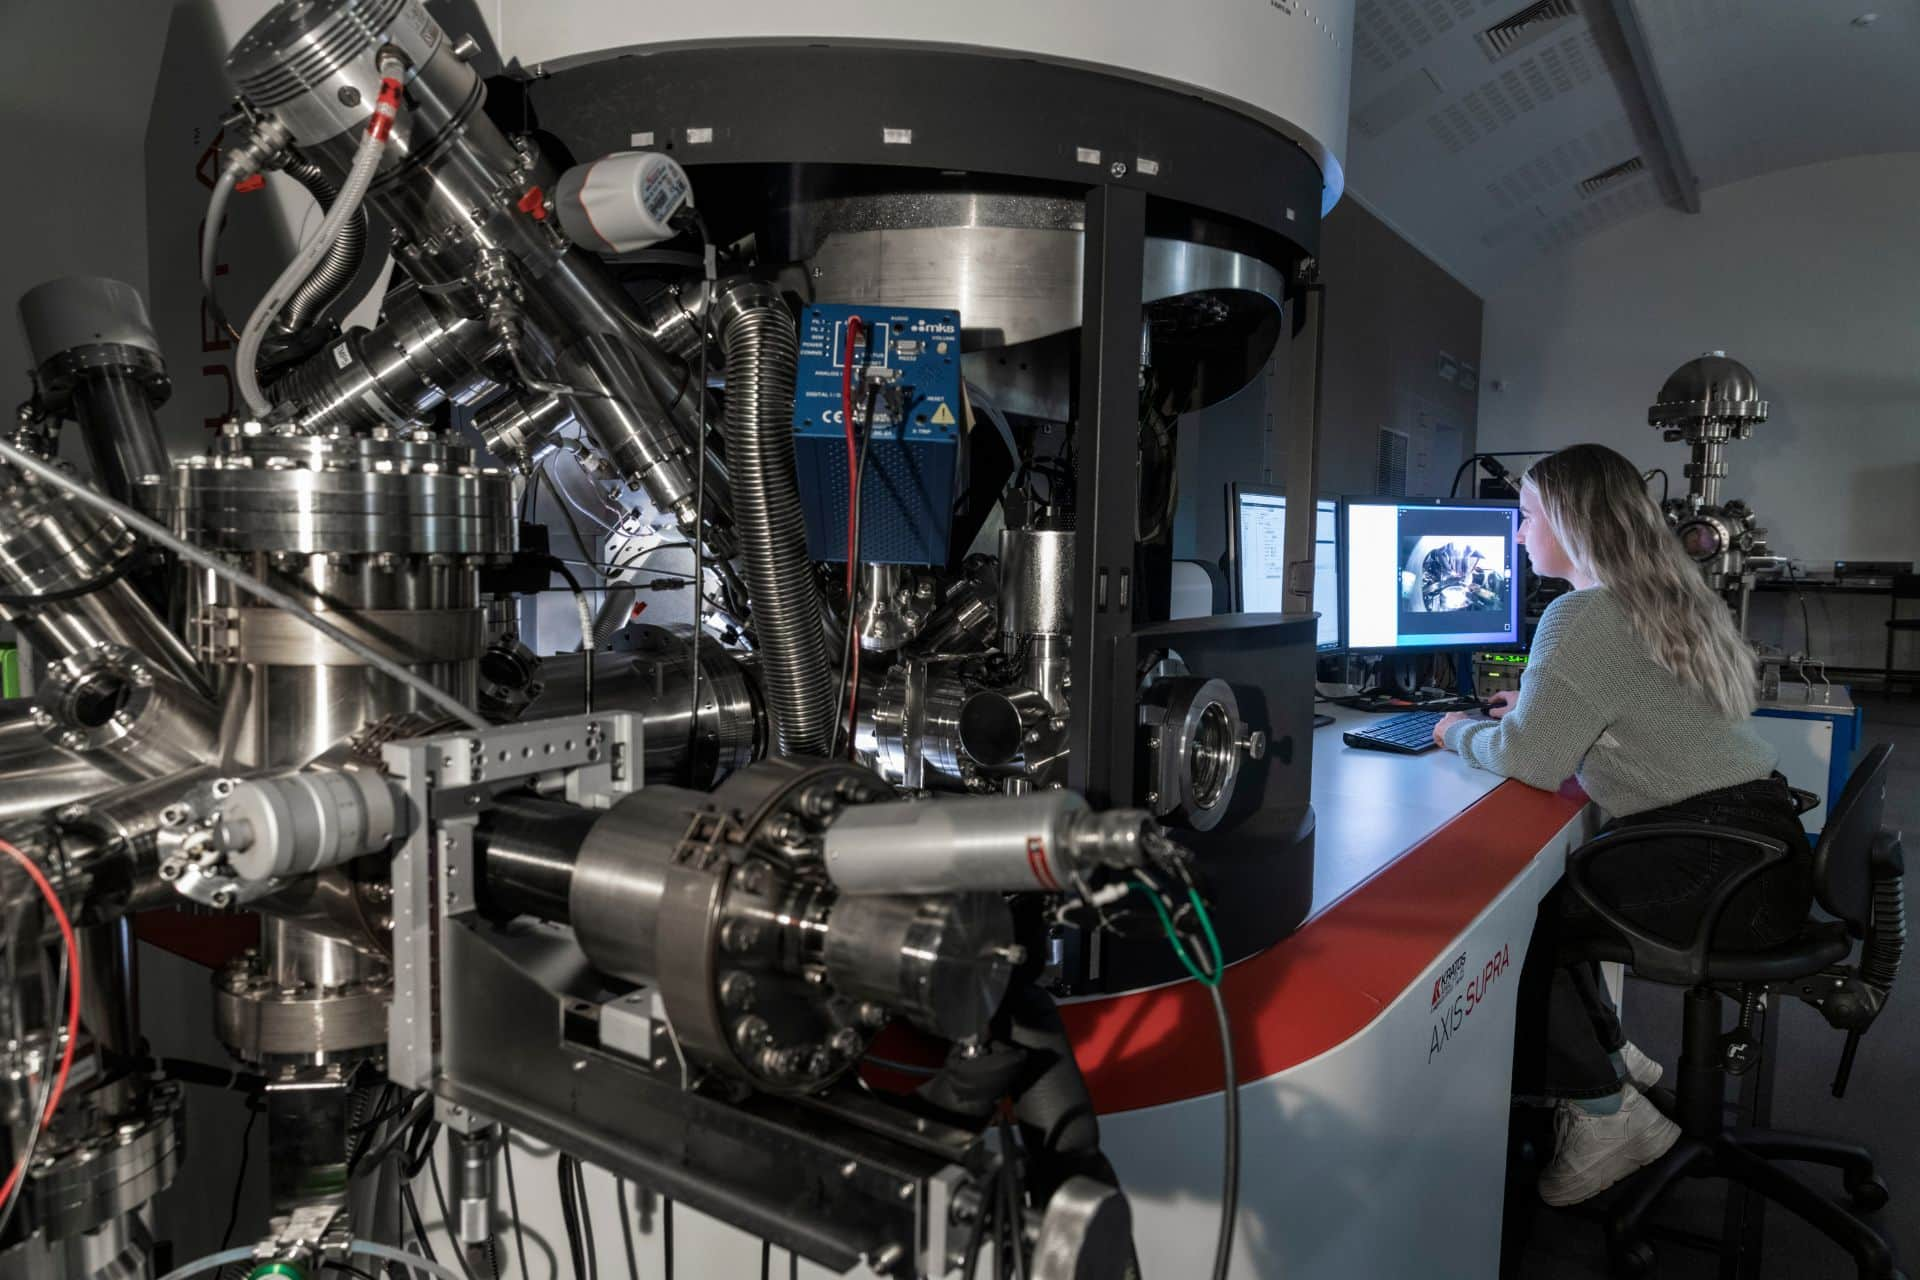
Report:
1428,942,1512,1064
1431,951,1468,1010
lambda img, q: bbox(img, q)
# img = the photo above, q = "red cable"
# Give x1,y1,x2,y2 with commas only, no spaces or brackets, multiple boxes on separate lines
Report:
841,317,863,594
841,317,864,758
0,837,81,1207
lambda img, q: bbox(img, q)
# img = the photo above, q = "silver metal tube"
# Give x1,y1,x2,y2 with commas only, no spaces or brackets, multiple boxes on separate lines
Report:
541,289,707,531
231,0,725,544
18,276,171,516
262,916,381,990
0,437,487,732
823,790,1152,895
68,373,172,515
716,281,834,757
476,391,574,469
999,530,1075,641
0,746,123,824
0,482,206,695
854,564,914,652
34,644,220,782
525,647,761,787
1688,439,1728,507
271,283,500,432
821,894,1016,1044
450,1127,502,1248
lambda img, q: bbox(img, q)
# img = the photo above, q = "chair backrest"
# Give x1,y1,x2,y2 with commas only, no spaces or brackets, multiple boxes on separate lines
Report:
1894,573,1920,602
1813,743,1897,935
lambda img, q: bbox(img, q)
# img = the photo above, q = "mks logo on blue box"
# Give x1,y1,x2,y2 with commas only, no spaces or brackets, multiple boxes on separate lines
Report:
791,303,962,566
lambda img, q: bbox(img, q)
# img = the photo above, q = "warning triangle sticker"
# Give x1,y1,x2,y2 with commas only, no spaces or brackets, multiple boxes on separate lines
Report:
930,402,956,425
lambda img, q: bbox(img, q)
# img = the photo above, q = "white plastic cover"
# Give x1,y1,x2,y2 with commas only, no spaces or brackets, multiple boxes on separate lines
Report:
553,150,694,254
481,0,1353,210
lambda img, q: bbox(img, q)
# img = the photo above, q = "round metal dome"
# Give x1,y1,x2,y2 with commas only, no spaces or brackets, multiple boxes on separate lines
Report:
1647,353,1768,428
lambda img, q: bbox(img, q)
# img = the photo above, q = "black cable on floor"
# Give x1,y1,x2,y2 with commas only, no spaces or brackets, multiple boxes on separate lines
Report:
501,1132,531,1280
615,1178,641,1280
402,1182,440,1264
1205,980,1241,1280
997,1112,1027,1280
557,1156,588,1280
219,1102,261,1248
663,1198,674,1280
572,1157,599,1280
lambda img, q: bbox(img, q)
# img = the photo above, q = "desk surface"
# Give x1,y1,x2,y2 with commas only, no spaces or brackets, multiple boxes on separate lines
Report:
1307,704,1512,918
1065,706,1590,1112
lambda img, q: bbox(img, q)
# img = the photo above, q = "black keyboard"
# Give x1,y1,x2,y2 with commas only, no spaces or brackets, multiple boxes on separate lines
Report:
1343,711,1445,755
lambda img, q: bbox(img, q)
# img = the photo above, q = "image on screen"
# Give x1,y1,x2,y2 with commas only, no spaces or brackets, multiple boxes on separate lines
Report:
1344,500,1520,650
1234,491,1341,651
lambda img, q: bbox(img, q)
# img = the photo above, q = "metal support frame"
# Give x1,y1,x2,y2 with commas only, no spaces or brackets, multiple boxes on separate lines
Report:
382,712,644,1090
380,714,984,1274
1604,0,1703,214
1067,184,1148,808
1280,268,1325,617
1721,993,1779,1280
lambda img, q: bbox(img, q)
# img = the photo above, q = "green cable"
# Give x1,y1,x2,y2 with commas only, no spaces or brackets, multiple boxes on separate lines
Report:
1130,878,1224,988
1187,885,1226,980
247,1264,307,1280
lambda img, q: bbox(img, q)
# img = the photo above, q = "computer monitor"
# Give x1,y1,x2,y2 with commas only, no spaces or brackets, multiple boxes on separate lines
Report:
1341,496,1521,652
1228,485,1342,652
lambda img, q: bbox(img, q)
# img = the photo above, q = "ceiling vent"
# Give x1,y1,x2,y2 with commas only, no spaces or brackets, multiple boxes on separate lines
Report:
1578,156,1645,197
1477,0,1580,62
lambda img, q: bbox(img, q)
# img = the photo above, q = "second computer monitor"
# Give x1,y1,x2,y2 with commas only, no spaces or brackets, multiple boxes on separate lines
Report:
1342,496,1521,651
1231,486,1341,651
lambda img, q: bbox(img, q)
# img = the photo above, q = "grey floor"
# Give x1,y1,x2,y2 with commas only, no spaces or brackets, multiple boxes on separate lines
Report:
1516,691,1920,1280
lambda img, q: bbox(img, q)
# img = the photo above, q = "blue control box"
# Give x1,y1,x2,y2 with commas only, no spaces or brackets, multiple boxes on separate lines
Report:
792,303,963,566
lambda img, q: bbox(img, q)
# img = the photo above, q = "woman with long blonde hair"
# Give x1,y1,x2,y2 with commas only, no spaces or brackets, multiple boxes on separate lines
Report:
1433,442,1812,1205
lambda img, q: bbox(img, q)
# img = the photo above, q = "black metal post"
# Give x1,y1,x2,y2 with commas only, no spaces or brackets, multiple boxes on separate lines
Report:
1280,267,1325,618
1067,185,1147,807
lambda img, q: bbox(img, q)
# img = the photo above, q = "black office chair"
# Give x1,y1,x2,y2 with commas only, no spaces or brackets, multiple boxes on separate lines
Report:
1887,574,1920,694
1562,745,1908,1278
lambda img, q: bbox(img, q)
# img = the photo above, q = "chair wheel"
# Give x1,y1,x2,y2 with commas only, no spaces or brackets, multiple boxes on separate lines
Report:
1609,1240,1656,1277
1846,1171,1889,1212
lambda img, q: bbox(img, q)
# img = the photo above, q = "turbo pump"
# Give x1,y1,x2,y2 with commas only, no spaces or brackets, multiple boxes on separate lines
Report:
0,0,1303,1275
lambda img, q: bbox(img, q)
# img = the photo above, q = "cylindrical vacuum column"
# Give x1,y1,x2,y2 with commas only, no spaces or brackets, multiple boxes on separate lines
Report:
18,277,172,516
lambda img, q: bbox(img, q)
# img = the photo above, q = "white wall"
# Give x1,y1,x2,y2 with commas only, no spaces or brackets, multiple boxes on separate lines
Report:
1479,152,1920,566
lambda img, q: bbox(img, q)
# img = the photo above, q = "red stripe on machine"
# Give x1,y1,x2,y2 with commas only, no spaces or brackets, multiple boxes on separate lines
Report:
1060,779,1586,1113
1027,836,1061,891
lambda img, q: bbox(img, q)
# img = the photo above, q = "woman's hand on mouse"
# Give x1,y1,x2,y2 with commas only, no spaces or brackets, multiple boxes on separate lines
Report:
1486,691,1519,719
1433,711,1473,748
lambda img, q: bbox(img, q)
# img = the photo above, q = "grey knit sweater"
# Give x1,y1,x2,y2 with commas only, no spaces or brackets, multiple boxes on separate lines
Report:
1443,587,1775,816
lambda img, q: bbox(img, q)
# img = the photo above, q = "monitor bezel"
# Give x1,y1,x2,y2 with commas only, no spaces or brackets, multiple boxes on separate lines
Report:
1225,483,1344,651
1337,494,1527,655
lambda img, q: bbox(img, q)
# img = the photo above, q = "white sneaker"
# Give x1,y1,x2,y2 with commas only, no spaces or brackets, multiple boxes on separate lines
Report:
1620,1040,1663,1091
1538,1088,1682,1207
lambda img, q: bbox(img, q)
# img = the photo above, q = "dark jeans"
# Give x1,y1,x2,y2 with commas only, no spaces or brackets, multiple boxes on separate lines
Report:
1515,774,1815,1100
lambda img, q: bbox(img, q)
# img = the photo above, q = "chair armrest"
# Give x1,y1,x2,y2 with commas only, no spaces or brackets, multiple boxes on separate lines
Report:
1565,821,1789,985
